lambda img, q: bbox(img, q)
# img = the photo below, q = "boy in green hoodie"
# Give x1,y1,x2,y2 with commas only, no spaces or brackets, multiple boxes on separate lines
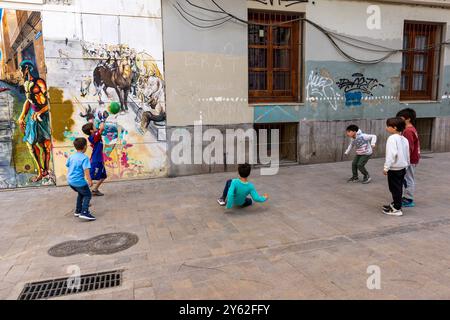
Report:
217,163,269,209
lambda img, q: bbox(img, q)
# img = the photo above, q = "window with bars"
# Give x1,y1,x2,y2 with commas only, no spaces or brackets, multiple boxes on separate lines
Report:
248,11,302,103
400,22,443,101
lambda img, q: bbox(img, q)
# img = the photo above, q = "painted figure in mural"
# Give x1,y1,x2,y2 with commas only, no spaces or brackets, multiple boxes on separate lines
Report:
17,60,52,182
130,57,139,97
138,74,166,132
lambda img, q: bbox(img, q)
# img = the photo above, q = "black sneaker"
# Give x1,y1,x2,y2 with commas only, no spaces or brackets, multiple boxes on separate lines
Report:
362,176,372,184
382,204,403,217
79,212,96,221
347,177,359,183
217,198,226,206
92,190,104,197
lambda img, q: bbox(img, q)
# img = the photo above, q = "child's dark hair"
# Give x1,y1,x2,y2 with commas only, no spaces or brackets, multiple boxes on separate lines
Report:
238,163,252,178
346,124,359,132
396,108,417,126
386,117,406,132
82,123,94,136
73,137,87,151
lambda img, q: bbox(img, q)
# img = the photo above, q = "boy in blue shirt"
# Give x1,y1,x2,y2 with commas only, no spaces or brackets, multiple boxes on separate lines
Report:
217,163,269,209
66,138,96,221
82,121,107,196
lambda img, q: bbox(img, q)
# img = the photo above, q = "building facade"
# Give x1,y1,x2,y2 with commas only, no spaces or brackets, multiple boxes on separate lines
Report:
0,0,449,189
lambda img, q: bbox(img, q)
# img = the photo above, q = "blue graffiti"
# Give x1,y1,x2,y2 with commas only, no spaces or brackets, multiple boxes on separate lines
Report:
337,73,384,107
344,92,363,107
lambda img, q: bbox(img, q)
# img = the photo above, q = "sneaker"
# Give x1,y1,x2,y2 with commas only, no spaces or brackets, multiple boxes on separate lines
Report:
402,198,416,207
92,190,104,197
347,177,359,183
383,204,403,217
362,176,372,184
217,198,226,206
79,212,96,221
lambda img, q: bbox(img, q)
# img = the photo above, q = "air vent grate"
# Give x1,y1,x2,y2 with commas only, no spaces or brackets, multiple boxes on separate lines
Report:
18,270,123,300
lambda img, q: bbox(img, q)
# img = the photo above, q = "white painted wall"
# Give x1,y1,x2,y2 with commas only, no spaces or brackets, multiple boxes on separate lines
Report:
162,0,252,127
305,0,450,65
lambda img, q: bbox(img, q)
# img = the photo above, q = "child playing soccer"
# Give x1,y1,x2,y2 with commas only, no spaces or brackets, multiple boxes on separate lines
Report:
396,108,420,208
66,138,96,221
344,125,377,184
382,117,410,217
217,163,269,209
82,121,107,196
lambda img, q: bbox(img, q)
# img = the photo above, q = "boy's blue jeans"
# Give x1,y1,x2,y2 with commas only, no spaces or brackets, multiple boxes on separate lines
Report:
222,179,252,208
70,184,92,214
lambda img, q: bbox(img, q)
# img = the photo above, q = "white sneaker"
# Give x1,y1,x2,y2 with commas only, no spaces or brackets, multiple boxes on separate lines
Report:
383,204,403,217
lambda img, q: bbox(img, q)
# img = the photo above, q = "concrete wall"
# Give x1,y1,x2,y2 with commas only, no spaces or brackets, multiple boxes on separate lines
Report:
162,0,254,176
166,123,254,177
162,0,252,127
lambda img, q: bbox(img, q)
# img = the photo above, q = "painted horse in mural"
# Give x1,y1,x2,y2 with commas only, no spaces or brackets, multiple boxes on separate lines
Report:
93,53,133,113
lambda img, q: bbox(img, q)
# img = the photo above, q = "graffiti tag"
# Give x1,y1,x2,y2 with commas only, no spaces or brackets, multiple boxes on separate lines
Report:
336,73,384,107
306,71,340,111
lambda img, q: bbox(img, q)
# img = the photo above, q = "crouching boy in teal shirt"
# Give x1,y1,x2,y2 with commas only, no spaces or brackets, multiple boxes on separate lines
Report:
217,163,269,209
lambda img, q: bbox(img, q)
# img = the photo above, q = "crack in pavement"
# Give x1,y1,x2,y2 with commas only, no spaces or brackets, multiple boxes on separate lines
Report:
263,217,450,257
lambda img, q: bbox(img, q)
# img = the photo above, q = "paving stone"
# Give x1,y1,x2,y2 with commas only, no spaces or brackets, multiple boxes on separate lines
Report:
134,287,156,300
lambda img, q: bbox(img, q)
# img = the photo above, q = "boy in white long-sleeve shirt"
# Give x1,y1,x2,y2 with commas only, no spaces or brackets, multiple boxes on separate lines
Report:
382,117,410,217
344,125,377,184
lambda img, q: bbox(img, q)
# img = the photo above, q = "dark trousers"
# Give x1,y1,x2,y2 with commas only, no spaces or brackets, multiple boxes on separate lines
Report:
221,179,252,208
352,155,371,178
388,169,406,210
222,179,233,200
70,184,92,214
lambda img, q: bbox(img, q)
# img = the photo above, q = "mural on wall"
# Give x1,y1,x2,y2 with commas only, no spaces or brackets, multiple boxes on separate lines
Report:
0,9,55,189
49,38,168,184
1,1,168,188
80,41,166,131
336,73,384,107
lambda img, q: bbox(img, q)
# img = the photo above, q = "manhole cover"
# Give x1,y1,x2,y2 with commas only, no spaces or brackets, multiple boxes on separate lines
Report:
18,270,123,300
48,233,139,257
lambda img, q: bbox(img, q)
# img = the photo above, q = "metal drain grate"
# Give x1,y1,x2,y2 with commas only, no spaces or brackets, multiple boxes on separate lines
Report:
18,270,123,300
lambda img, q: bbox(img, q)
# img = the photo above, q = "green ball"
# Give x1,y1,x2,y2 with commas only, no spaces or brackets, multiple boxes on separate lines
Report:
109,102,121,114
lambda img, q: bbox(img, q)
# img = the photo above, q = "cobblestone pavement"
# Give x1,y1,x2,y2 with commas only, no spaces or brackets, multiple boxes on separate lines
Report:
1,153,450,300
